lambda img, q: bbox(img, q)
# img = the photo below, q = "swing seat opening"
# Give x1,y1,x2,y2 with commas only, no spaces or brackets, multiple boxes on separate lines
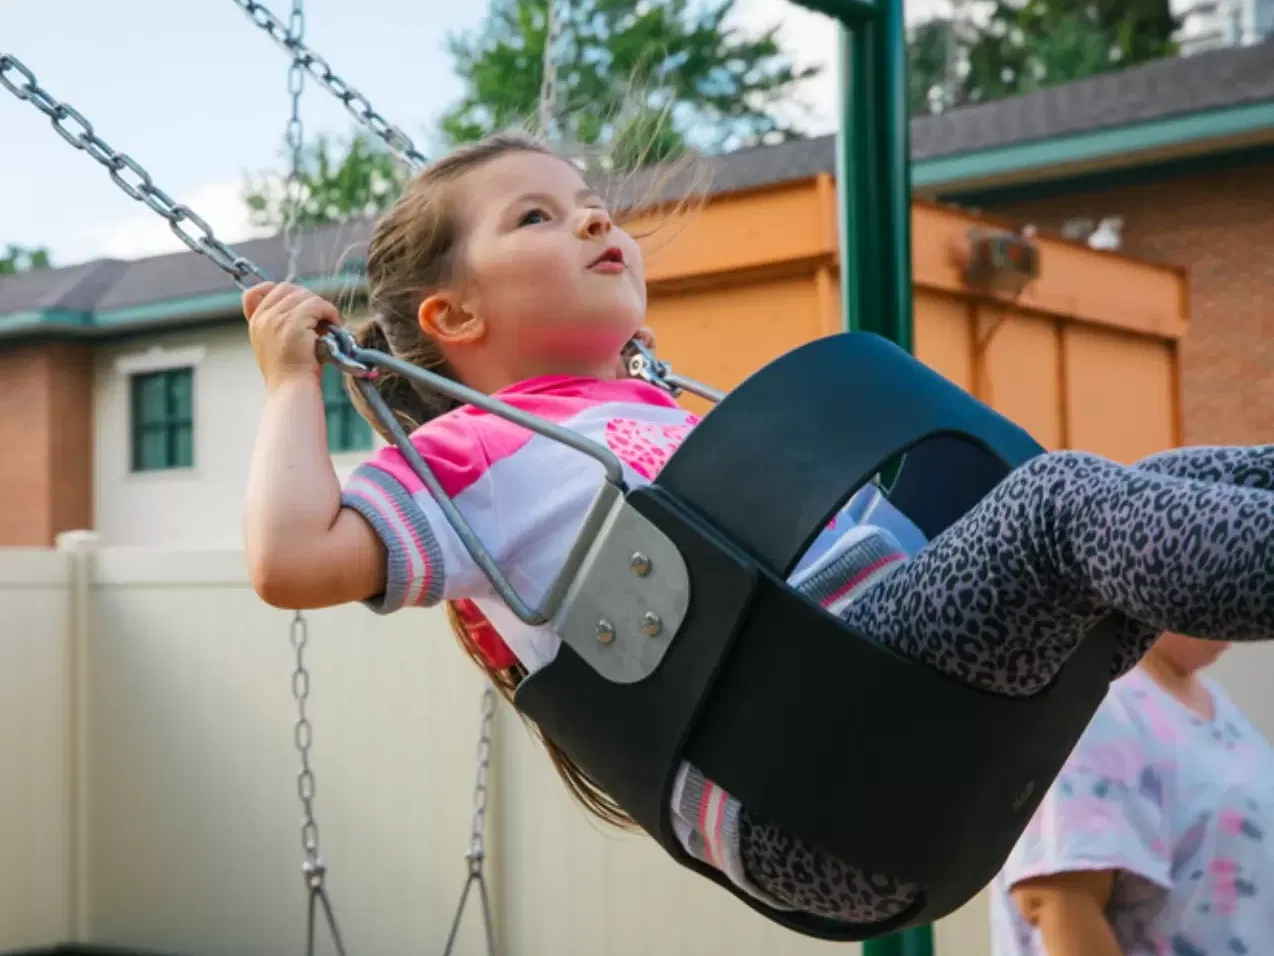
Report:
515,332,1118,941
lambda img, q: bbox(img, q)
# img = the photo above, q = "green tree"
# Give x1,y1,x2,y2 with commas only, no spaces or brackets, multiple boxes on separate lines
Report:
242,131,410,231
0,244,51,275
907,16,955,115
439,0,821,167
907,0,1181,114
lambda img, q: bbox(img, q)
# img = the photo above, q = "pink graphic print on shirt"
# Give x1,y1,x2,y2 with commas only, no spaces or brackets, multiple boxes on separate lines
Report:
604,416,701,480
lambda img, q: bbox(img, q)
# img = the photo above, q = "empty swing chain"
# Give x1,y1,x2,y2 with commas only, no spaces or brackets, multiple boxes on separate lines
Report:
441,682,498,956
291,613,347,956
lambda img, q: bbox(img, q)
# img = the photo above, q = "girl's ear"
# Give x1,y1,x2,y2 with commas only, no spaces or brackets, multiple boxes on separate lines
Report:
419,292,485,346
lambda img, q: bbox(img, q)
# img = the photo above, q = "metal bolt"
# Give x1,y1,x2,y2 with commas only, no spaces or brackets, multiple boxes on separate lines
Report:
630,552,652,577
643,612,663,638
597,620,616,645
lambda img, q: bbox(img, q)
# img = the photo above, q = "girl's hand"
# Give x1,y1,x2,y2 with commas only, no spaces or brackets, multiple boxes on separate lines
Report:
242,281,342,392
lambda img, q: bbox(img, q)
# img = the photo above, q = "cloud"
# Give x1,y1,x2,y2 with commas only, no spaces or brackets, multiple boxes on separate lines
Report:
65,178,277,264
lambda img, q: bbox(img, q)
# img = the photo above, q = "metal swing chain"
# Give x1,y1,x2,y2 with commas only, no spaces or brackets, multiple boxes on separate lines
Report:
230,0,428,169
0,55,266,290
281,0,307,282
291,612,347,956
441,681,498,956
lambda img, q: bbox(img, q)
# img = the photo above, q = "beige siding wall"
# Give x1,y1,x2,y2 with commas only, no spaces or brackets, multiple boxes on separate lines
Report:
2,542,863,955
8,542,1273,954
92,324,375,548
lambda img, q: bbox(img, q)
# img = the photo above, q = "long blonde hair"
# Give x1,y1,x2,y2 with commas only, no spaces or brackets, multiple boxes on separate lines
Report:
349,131,707,831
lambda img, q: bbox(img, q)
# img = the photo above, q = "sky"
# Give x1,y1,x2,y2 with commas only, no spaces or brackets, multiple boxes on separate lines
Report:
2,0,950,268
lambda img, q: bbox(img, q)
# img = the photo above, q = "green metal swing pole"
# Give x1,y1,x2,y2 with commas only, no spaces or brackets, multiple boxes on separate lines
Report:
830,0,914,349
798,0,929,953
842,7,930,953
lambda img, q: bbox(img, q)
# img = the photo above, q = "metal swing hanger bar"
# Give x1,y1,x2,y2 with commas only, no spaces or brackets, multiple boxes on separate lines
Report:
227,0,727,405
328,326,629,625
0,50,620,627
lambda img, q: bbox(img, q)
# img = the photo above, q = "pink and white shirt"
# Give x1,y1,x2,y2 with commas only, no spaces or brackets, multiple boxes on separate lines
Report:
340,374,702,672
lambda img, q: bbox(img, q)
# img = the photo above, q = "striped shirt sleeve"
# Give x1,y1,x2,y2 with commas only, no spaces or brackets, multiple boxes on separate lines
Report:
339,412,491,614
341,462,448,613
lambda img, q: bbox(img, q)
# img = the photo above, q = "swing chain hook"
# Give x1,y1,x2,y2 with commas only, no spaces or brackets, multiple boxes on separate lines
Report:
290,611,348,956
0,54,268,290
623,338,727,404
622,337,680,396
315,324,376,379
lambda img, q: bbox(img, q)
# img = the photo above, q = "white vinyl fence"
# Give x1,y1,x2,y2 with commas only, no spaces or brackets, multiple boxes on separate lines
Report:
4,532,1130,956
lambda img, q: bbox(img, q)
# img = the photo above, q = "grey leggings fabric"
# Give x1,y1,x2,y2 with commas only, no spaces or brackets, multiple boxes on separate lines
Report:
738,444,1274,924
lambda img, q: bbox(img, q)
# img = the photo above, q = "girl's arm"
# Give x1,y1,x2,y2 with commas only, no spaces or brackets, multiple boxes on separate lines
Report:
241,281,386,609
244,374,387,609
1011,870,1123,956
996,692,1169,956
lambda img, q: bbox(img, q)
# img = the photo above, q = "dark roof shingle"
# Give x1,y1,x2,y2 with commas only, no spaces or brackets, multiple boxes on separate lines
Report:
910,36,1274,160
0,259,129,314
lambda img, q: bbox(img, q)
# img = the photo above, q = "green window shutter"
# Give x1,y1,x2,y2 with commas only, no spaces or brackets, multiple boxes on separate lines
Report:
321,364,373,454
130,367,194,471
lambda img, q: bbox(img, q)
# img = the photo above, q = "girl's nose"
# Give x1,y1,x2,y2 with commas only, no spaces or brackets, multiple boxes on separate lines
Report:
576,206,613,239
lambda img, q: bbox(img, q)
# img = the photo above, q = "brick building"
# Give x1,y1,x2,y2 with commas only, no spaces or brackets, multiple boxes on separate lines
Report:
913,39,1274,446
1,40,1272,548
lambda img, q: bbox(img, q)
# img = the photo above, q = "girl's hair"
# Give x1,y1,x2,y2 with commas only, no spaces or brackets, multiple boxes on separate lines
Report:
348,132,550,436
349,129,707,832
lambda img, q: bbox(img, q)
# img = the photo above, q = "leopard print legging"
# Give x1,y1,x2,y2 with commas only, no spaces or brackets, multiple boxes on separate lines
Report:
738,444,1274,924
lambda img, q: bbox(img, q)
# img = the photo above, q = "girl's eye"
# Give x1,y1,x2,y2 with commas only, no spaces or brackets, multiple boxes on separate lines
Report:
518,208,550,227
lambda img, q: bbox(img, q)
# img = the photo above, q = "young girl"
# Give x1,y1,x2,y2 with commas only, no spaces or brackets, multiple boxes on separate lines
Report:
242,131,1274,927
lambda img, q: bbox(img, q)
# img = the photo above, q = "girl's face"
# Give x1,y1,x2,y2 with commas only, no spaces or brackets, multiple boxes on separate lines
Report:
452,150,647,378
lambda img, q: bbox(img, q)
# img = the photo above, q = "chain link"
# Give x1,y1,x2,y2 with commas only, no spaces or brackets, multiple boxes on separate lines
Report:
440,681,498,956
230,0,428,170
467,681,497,869
291,612,347,956
281,0,307,281
0,54,268,290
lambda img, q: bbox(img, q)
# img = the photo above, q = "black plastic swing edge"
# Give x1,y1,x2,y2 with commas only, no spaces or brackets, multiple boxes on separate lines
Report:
516,331,1118,939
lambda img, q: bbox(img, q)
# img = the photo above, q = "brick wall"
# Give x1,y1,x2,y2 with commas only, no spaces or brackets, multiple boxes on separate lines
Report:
0,342,93,546
978,157,1274,446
